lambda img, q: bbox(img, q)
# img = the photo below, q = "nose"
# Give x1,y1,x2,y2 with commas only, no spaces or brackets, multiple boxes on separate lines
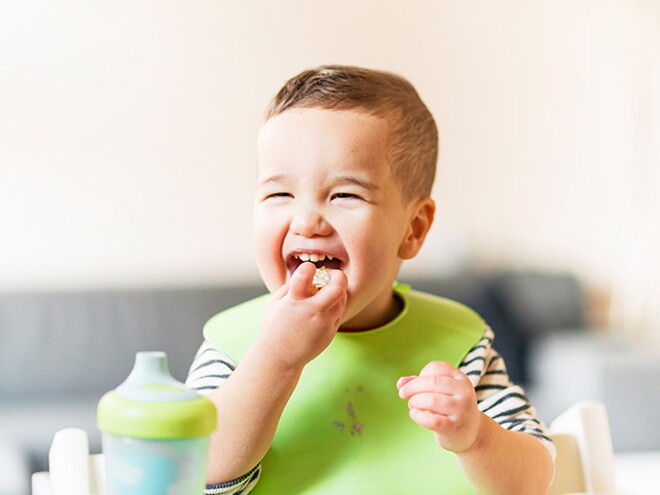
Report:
290,204,332,237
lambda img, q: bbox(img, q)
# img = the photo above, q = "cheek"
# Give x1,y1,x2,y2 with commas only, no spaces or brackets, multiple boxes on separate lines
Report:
253,212,288,290
347,220,405,280
354,213,403,255
347,231,393,276
253,207,285,249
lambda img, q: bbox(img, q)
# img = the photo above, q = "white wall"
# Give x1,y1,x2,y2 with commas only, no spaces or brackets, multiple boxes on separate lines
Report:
1,1,658,306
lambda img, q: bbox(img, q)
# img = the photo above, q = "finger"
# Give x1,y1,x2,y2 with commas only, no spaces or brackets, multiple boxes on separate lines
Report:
419,361,465,380
409,408,451,433
396,375,417,390
326,285,348,315
407,392,457,416
272,283,289,300
398,374,462,399
288,262,317,299
314,269,348,308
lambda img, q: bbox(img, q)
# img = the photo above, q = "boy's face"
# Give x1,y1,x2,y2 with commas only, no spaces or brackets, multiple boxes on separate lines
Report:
254,108,420,329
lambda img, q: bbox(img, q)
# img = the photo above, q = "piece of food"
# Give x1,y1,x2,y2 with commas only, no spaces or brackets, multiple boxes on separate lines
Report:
311,266,331,292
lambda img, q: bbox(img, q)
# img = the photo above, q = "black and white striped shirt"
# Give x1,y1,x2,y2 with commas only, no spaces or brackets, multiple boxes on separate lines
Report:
186,327,555,495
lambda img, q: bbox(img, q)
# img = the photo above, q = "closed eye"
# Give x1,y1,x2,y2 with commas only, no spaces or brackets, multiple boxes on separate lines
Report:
332,192,361,200
265,192,293,199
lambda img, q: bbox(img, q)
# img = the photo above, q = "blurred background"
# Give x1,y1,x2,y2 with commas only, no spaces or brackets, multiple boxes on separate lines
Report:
1,1,658,493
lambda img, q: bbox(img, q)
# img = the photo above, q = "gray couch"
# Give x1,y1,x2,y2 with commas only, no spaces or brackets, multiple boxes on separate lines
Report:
477,272,660,453
1,272,657,495
0,284,266,495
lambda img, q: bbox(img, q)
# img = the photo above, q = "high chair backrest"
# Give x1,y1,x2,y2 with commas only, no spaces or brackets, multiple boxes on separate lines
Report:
548,400,618,495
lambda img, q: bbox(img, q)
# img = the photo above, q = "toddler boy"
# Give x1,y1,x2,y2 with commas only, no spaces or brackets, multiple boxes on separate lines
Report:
187,65,555,494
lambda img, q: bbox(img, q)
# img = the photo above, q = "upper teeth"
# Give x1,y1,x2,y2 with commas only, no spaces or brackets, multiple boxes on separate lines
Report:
295,253,334,262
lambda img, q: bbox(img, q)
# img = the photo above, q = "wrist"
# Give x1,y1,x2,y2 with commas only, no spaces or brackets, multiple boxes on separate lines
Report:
455,412,491,456
250,337,306,376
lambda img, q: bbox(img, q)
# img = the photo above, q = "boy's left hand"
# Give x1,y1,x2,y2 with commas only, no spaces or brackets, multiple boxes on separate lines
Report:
397,361,485,454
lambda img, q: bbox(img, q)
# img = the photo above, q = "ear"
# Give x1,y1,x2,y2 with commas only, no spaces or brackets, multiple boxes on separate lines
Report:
398,197,436,260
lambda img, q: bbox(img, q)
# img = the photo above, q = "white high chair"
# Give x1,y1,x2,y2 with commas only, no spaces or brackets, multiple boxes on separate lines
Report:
31,428,105,495
33,401,637,495
548,400,633,495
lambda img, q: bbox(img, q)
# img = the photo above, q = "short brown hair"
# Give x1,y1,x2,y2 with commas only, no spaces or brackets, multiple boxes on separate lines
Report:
264,65,438,202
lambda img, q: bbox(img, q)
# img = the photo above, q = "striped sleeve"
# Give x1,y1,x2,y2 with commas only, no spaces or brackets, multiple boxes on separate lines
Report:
186,341,261,495
459,327,556,461
186,340,237,394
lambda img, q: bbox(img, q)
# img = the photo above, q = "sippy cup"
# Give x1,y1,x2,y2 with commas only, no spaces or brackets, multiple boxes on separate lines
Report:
97,351,216,495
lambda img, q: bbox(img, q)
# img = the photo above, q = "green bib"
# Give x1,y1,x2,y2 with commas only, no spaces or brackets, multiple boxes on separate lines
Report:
204,286,485,494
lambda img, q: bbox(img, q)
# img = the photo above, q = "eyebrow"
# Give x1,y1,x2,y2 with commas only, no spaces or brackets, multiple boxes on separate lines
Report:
258,174,379,191
333,175,380,191
257,174,290,187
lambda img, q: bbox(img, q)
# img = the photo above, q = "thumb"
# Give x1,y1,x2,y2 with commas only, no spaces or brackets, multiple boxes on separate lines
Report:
288,262,316,299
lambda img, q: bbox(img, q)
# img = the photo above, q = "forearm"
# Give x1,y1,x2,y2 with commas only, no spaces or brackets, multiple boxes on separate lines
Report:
205,339,303,484
456,414,554,495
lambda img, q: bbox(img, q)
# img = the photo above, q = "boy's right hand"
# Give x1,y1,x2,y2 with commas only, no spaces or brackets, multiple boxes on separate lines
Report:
258,262,348,369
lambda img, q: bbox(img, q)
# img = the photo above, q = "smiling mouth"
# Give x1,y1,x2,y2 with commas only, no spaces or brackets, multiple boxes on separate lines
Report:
287,252,343,274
